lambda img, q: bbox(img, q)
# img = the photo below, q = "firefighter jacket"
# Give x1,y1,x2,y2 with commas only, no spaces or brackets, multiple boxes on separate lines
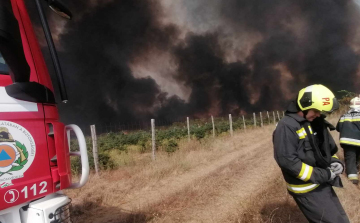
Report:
273,101,341,195
336,109,360,147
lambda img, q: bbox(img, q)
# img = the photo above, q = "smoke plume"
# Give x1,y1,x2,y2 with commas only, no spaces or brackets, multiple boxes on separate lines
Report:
27,0,360,125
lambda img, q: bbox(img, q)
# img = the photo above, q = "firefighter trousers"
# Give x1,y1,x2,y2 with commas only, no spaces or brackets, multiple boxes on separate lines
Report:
343,145,360,176
291,185,349,223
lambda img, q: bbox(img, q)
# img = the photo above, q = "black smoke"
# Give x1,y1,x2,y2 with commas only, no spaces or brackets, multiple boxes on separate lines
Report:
42,0,185,124
26,0,360,126
221,0,360,105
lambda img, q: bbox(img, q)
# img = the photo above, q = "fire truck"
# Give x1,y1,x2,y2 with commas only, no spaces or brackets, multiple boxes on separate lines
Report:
0,0,89,222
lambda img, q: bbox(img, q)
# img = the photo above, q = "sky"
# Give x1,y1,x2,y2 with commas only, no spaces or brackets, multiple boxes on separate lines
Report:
26,0,360,126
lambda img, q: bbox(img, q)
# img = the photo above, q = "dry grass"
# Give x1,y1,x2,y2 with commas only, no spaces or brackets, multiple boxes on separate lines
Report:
66,119,360,223
235,177,306,223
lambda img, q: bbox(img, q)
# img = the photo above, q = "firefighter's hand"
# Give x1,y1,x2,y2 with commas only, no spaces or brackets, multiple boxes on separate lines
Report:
328,169,336,181
330,162,344,175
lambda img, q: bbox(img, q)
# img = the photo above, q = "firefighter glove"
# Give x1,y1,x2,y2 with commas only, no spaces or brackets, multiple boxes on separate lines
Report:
328,168,336,181
330,162,344,175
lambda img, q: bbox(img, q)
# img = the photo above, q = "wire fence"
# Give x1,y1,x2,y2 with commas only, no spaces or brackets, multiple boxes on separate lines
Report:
78,110,284,136
69,110,285,173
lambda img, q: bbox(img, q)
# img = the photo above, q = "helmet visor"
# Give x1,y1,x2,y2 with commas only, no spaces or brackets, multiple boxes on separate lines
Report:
330,97,339,112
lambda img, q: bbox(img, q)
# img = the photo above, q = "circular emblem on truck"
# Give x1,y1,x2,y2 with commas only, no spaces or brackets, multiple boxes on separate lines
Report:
4,189,19,203
0,121,36,186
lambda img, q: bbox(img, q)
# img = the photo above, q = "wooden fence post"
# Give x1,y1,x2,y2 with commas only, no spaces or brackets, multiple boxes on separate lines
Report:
260,112,263,127
229,114,233,136
273,111,276,124
267,111,270,125
151,119,156,161
242,115,246,131
90,125,99,175
187,117,190,142
283,111,285,117
277,111,280,121
211,115,215,137
253,113,256,127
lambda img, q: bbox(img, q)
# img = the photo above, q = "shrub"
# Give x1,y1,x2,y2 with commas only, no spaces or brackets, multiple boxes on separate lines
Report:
98,153,115,170
161,139,179,153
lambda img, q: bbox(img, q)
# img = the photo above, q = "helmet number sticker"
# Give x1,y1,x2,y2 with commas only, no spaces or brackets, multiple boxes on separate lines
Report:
322,97,330,106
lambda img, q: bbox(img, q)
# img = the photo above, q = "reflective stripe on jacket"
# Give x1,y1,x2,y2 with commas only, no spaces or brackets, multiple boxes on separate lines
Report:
336,110,360,147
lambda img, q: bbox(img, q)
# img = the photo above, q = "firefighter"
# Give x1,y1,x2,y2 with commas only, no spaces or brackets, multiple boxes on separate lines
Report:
336,96,360,185
273,84,350,223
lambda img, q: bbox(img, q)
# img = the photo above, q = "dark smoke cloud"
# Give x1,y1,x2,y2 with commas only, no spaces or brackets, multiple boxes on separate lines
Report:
220,0,359,104
26,0,360,126
52,0,185,124
172,33,252,115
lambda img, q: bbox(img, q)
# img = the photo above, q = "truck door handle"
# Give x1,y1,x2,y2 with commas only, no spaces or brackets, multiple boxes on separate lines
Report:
65,125,89,189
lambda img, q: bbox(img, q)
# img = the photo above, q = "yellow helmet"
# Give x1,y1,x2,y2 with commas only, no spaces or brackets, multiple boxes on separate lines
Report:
297,84,339,113
350,96,360,109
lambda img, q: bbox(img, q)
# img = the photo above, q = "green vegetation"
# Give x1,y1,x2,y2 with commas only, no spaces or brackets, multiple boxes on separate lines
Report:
69,114,275,174
337,90,357,106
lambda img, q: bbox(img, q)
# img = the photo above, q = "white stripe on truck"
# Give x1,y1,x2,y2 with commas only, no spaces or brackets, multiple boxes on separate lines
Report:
0,87,38,112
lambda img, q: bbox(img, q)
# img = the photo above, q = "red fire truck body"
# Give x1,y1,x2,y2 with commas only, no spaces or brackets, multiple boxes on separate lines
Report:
0,0,89,222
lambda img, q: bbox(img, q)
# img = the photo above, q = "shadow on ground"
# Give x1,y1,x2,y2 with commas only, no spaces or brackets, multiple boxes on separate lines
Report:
71,201,153,223
260,201,307,223
240,201,307,223
236,175,308,223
